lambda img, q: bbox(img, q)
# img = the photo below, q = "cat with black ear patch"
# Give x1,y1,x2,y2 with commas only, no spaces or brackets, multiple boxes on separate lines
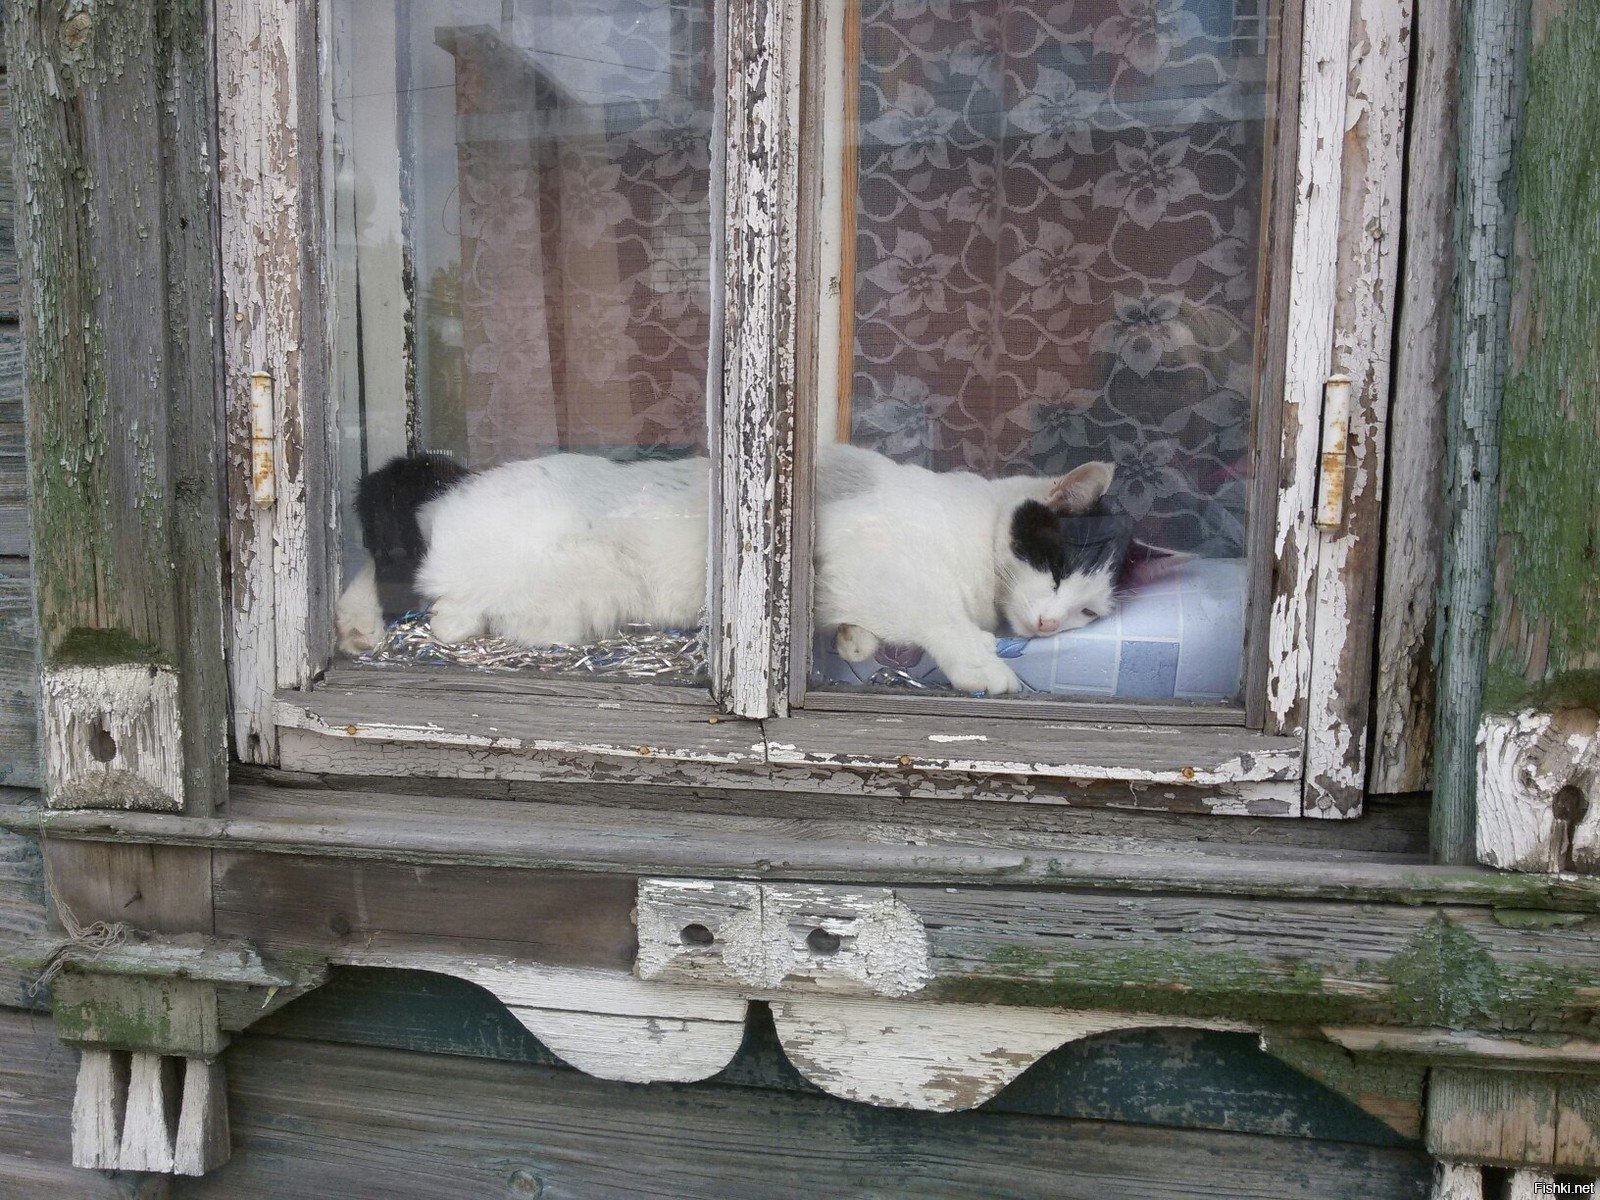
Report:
336,452,469,652
816,447,1118,695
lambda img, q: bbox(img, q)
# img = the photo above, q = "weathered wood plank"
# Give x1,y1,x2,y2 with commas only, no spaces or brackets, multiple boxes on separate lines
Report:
1427,1069,1558,1166
0,1012,157,1198
1302,0,1412,816
216,0,332,762
212,853,636,970
712,0,801,719
0,559,38,787
41,842,212,938
1371,0,1460,795
158,1034,1432,1199
245,766,1430,857
0,330,26,557
276,678,1301,813
909,888,1600,1032
14,784,1597,912
7,0,228,814
0,67,18,323
0,825,46,1008
1264,0,1351,741
1433,0,1530,861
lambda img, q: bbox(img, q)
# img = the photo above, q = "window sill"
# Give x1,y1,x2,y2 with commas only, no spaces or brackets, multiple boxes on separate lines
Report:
277,667,1304,814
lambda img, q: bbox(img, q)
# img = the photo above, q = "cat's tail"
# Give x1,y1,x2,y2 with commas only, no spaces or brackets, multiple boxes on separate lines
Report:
354,452,470,618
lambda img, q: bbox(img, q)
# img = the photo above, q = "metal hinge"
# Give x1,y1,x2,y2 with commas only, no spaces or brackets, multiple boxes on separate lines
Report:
1314,374,1351,530
249,370,276,506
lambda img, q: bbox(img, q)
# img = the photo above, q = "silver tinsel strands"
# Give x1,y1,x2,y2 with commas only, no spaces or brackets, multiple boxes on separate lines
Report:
358,612,708,684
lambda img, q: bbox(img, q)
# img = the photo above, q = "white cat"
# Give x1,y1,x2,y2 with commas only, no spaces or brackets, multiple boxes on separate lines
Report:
336,445,1117,695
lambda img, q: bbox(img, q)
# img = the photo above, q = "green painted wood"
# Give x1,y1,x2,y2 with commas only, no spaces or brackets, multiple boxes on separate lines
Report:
171,1032,1433,1200
254,967,1417,1148
1486,4,1600,713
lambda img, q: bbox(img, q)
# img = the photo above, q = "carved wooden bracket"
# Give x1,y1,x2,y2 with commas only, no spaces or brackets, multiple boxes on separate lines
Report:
9,933,326,1177
636,878,931,996
71,1048,227,1175
41,664,185,811
1477,709,1600,872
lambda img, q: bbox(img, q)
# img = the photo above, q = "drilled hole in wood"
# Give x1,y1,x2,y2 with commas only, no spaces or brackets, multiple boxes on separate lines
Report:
679,923,714,947
807,927,841,956
1555,784,1589,827
88,722,117,763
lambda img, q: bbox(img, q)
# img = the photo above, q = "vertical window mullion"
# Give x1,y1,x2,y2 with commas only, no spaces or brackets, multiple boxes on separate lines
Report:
710,0,803,719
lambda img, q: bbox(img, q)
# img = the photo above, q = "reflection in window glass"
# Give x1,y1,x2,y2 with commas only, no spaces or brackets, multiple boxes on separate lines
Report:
328,0,715,684
813,0,1278,703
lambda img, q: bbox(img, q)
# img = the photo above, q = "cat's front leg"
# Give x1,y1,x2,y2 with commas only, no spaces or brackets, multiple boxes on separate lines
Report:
335,559,384,654
920,623,1024,696
429,598,488,644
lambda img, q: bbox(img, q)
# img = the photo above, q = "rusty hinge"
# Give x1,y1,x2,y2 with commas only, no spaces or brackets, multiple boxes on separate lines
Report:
249,370,276,506
1314,374,1351,530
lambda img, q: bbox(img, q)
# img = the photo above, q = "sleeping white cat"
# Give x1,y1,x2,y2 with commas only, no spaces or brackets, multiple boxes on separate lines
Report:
336,445,1117,695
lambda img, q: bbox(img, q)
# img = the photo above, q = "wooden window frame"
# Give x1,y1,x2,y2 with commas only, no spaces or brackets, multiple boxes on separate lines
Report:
215,0,1401,820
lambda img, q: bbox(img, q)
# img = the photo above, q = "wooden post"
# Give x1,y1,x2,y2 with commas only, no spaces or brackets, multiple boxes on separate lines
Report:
1433,0,1529,863
6,0,227,814
1470,3,1600,869
710,0,802,719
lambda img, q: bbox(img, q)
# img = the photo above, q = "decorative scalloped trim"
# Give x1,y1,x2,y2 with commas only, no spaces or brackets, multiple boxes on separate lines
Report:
338,951,1245,1111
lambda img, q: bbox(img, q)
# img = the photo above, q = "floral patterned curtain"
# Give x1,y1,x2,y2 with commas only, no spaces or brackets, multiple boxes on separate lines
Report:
846,0,1275,555
447,0,714,466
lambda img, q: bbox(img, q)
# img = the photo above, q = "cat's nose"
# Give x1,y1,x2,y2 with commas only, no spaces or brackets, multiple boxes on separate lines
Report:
1036,617,1060,634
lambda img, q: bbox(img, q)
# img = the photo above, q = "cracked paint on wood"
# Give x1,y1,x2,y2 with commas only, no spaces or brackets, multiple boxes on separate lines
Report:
1303,0,1412,817
1371,0,1460,795
712,0,802,719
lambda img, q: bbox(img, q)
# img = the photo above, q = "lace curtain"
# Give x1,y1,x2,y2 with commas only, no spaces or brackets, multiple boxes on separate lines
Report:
846,0,1275,555
447,0,715,465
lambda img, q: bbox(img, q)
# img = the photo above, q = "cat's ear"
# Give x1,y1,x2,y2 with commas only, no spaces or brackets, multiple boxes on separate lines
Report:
1045,461,1115,514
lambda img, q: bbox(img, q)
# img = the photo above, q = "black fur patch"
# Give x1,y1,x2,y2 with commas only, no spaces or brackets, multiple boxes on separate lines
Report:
1009,500,1123,585
356,453,470,618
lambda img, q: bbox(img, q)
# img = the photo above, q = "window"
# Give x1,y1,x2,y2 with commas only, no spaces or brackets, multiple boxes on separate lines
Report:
326,0,717,686
804,0,1285,713
218,0,1374,817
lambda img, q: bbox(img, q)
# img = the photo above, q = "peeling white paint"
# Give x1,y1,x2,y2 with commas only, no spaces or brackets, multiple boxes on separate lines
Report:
43,665,184,811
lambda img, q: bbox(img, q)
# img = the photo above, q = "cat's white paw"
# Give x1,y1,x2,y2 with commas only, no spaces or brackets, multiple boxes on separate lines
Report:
943,657,1023,696
834,623,881,662
335,561,383,655
337,617,381,656
429,601,486,644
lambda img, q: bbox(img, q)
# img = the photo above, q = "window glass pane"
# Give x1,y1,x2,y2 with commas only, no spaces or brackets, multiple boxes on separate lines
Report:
811,0,1278,704
329,0,716,685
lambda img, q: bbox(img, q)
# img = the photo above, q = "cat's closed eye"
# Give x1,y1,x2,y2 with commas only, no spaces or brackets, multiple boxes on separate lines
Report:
1081,608,1099,620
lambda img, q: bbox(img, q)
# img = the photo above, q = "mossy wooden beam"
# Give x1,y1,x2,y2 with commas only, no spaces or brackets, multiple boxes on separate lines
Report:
1434,0,1531,863
6,0,227,812
1487,2,1600,714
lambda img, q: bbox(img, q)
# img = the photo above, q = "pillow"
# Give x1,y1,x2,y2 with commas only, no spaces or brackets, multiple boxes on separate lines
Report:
813,557,1247,702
